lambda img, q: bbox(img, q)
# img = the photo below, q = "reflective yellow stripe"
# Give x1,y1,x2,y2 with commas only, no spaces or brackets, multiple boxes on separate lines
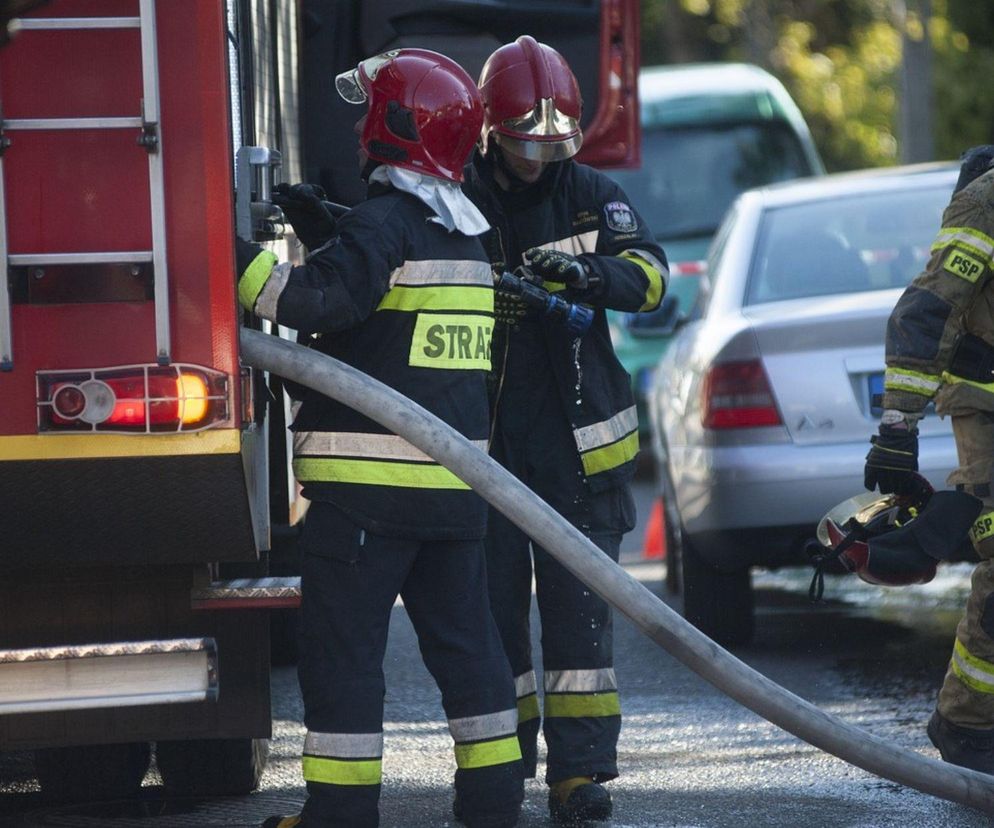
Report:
302,755,382,786
453,735,522,769
237,250,279,312
932,227,994,261
544,692,621,718
377,285,494,313
517,694,540,723
620,251,664,311
0,430,240,461
971,511,994,544
951,639,994,695
580,430,639,476
293,457,470,489
408,313,492,370
884,367,941,398
942,370,994,396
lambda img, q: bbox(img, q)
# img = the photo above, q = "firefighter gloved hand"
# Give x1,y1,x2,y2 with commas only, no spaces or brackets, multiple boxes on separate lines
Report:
524,247,591,290
864,421,919,495
235,237,265,278
272,182,337,250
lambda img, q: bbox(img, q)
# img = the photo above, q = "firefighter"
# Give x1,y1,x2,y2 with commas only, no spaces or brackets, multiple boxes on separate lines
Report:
461,36,668,825
863,145,994,774
238,49,524,828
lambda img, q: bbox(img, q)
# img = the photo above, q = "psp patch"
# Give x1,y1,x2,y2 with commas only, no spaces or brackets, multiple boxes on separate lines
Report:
604,201,638,233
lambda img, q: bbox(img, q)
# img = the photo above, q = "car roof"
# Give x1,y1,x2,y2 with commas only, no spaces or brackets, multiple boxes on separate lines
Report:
639,63,799,125
738,162,960,210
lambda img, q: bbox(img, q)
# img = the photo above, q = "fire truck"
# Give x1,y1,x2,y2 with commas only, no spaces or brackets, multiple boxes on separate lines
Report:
0,0,639,802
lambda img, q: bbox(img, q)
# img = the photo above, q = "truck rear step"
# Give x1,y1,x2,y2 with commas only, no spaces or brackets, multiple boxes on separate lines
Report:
0,637,217,716
191,577,302,610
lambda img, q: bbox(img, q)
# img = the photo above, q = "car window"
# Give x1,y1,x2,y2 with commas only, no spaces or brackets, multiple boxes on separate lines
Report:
694,204,738,318
745,183,954,306
608,123,813,242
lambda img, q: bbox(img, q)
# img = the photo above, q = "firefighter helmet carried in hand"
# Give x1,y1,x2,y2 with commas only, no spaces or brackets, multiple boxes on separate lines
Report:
815,473,982,588
335,49,484,183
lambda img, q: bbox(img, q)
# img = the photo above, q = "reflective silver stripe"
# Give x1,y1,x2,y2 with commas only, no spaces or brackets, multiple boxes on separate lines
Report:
294,431,487,461
952,639,994,694
573,406,638,452
515,671,537,698
388,259,494,289
255,261,293,321
884,367,942,396
933,227,994,260
544,230,599,257
544,668,617,694
620,247,669,287
448,708,518,743
304,731,383,758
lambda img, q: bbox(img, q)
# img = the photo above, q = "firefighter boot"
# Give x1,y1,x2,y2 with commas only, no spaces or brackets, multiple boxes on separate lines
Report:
261,816,301,828
928,710,994,774
548,777,612,825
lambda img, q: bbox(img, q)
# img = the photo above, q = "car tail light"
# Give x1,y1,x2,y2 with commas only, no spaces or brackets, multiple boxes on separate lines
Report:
37,365,230,433
701,360,782,429
672,260,707,277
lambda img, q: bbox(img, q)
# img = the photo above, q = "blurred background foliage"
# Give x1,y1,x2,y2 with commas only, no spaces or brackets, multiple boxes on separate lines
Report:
641,0,994,171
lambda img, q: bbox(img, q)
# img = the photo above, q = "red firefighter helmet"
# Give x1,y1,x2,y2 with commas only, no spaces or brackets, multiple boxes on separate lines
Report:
335,49,483,183
478,35,583,162
815,474,981,588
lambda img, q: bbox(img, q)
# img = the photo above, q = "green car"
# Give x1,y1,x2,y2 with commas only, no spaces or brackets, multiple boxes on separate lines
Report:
607,63,825,438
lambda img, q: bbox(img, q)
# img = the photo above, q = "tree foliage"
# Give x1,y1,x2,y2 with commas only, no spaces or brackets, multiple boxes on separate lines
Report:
641,0,994,171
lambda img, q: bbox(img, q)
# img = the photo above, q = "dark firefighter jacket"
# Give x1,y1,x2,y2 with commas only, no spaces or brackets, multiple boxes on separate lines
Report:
237,185,494,540
883,168,994,420
462,153,668,493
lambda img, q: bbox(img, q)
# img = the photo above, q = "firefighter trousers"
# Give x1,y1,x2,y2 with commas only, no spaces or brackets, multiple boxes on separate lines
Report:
297,501,524,828
484,429,631,785
936,410,994,728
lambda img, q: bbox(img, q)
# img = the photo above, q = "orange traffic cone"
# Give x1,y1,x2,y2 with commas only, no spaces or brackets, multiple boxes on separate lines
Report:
642,498,666,560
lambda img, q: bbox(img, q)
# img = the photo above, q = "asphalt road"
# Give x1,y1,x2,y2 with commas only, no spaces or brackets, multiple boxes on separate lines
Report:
2,480,993,827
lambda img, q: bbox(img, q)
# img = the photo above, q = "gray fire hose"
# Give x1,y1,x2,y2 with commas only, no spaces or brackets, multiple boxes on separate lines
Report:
241,327,994,815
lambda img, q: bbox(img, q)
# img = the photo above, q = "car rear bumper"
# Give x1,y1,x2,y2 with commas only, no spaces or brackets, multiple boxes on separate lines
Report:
670,434,957,564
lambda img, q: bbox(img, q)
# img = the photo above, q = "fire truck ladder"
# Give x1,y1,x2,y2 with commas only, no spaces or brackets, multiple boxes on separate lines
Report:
0,0,169,371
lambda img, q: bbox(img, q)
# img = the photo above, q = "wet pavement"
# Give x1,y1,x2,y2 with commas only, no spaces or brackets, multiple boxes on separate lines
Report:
1,480,992,826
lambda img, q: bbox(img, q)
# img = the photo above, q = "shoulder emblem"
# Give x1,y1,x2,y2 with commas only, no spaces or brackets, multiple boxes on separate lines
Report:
604,201,638,233
944,248,985,283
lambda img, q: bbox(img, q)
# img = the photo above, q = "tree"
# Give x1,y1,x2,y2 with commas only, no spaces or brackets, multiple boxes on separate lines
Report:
642,0,994,170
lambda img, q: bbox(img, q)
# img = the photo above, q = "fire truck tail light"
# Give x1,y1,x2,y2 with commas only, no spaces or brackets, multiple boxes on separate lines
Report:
38,365,230,433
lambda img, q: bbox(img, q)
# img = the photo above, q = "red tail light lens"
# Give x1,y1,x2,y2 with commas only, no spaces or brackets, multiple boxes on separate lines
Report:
701,360,782,429
37,365,230,433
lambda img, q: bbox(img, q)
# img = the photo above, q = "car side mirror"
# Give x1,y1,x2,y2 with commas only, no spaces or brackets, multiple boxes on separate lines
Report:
625,294,686,338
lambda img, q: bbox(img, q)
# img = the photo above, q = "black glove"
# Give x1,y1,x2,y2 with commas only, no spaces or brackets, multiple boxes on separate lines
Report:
493,281,527,327
272,182,337,250
864,424,919,494
235,237,265,277
524,247,590,290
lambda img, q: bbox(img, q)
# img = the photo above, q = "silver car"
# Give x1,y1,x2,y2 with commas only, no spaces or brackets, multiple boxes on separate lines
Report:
647,163,961,646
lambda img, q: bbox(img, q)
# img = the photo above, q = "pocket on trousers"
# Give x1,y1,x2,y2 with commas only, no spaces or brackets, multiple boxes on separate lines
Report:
300,501,366,564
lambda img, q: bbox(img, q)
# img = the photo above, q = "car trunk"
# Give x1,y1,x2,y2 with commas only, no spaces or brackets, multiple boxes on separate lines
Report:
743,290,907,446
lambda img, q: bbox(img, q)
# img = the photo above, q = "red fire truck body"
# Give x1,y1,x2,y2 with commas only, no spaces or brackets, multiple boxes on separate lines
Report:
0,0,639,800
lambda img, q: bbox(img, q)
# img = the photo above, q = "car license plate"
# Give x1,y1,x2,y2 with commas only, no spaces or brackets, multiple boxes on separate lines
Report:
868,372,884,416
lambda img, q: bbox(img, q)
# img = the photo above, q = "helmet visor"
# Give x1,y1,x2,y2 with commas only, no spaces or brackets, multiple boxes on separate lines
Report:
335,68,366,104
493,130,583,163
335,52,400,105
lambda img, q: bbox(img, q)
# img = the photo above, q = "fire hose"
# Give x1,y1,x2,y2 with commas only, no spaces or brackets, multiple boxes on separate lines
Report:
240,327,994,815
